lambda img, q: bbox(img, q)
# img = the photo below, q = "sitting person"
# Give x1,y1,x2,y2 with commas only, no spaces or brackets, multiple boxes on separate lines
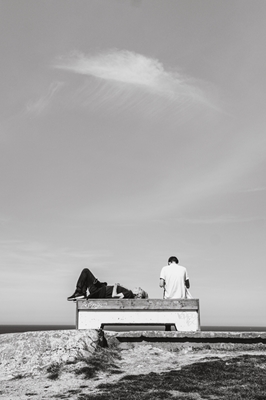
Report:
67,268,148,300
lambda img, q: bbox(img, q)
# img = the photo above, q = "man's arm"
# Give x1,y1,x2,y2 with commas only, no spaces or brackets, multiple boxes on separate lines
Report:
159,278,165,288
185,279,190,289
112,283,124,298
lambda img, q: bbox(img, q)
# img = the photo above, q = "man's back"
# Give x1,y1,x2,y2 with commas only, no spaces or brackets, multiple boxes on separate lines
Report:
160,262,189,299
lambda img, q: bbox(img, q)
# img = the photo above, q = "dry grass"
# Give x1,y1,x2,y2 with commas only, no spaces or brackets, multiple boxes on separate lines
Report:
74,346,123,379
47,362,62,380
2,340,266,400
76,354,266,400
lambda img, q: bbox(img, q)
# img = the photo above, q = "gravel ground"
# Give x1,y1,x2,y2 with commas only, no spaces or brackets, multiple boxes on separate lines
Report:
1,330,266,400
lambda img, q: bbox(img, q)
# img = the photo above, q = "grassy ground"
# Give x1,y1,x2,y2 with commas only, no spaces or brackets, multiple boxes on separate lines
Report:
75,352,266,400
1,342,266,399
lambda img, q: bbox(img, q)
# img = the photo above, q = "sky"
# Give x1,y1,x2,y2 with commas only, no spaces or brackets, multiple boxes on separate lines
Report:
0,0,265,327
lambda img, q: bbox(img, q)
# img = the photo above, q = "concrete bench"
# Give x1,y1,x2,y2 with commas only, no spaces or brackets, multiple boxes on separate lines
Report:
76,299,200,332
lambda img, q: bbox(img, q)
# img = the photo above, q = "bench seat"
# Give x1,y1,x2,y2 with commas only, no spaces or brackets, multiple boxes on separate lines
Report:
76,299,200,332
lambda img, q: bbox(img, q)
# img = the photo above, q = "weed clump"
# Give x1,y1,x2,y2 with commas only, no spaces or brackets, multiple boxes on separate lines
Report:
12,374,24,380
74,347,122,380
47,362,62,380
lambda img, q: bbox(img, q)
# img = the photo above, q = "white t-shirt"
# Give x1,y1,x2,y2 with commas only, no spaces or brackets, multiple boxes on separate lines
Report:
160,263,189,299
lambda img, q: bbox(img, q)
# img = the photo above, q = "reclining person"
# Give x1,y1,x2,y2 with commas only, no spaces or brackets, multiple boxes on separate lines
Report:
67,268,148,300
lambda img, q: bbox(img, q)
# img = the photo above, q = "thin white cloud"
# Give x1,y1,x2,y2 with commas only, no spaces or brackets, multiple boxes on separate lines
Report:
0,240,111,277
174,215,265,225
26,81,65,116
238,187,266,193
54,50,215,112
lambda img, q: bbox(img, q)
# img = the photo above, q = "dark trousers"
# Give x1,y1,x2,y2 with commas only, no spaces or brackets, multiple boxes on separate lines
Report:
76,268,98,295
76,268,134,298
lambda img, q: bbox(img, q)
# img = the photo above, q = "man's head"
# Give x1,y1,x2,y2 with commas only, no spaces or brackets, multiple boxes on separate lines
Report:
168,256,179,264
132,287,148,299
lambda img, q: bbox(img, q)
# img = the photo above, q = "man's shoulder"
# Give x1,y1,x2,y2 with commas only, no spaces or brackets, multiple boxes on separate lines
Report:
160,265,168,277
178,265,188,273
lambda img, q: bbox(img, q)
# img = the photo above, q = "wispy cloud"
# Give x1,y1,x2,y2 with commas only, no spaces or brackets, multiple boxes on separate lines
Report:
0,240,111,278
237,187,266,193
54,49,216,113
26,81,65,116
174,215,266,225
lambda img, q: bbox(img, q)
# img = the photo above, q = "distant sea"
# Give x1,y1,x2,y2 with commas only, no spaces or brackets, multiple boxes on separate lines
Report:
1,325,266,334
0,325,75,334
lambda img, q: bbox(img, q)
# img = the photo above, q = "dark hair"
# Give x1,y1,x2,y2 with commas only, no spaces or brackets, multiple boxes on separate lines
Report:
168,256,179,264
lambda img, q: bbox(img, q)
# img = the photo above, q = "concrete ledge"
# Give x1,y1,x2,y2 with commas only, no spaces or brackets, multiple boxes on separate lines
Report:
104,330,266,350
105,330,266,340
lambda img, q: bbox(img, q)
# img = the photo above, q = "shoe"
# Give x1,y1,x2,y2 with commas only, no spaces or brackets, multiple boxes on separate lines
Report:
67,291,86,301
